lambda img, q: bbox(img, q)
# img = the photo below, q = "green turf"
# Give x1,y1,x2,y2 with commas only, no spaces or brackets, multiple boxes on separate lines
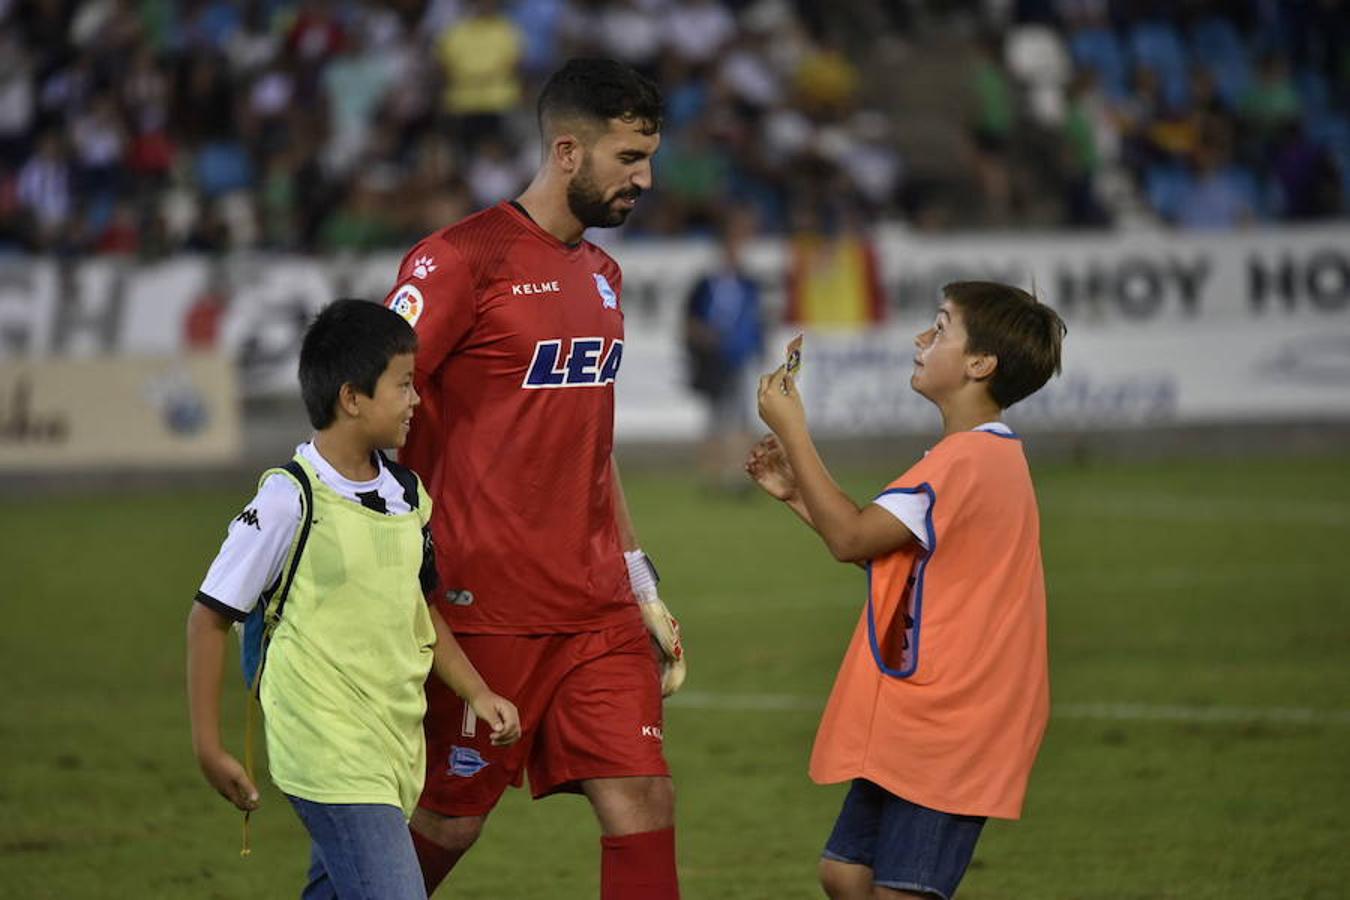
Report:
1,453,1347,898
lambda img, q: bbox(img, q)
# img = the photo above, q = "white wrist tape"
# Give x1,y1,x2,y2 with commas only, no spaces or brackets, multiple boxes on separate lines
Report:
624,549,660,602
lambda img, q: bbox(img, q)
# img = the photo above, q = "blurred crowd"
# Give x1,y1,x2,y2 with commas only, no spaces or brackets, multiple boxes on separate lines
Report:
981,0,1350,229
0,0,1346,257
0,0,905,256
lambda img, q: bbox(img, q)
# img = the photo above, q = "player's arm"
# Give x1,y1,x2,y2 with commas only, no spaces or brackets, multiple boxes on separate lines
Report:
384,241,477,384
186,603,260,811
757,367,916,564
612,457,687,696
428,607,520,745
186,476,299,811
610,455,639,552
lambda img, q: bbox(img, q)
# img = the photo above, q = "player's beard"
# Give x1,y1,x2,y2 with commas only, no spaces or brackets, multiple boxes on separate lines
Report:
567,156,640,229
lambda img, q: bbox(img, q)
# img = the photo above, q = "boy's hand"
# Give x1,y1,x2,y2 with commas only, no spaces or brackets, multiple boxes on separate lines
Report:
745,434,798,501
757,365,805,436
469,691,521,746
197,747,260,812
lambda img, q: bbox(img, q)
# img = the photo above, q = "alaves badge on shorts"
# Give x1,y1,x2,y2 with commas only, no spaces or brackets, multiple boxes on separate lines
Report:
593,273,617,310
388,283,424,327
449,745,489,777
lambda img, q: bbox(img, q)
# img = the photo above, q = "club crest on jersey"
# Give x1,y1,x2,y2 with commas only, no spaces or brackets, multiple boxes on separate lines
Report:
387,283,424,327
593,273,618,310
522,337,622,389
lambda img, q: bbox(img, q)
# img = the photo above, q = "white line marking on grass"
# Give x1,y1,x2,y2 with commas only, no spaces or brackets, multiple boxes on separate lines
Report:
669,691,820,712
1049,561,1327,591
668,692,1350,725
1053,702,1350,725
1045,492,1350,527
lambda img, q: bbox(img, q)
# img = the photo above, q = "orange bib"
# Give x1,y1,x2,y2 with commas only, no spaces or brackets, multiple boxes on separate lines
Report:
809,430,1049,819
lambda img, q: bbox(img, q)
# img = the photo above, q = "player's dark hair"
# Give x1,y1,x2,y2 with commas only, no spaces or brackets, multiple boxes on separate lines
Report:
299,299,418,429
537,58,664,138
942,281,1067,409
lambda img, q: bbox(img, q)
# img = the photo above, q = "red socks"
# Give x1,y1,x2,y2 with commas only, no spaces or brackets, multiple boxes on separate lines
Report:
410,827,463,895
600,827,679,900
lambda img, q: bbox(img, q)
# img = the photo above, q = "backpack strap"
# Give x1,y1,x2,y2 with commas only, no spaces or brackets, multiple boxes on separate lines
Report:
379,451,420,511
380,451,439,594
262,460,315,642
240,458,312,857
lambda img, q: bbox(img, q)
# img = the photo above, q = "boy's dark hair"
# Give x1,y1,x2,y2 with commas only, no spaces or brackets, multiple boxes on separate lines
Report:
299,299,418,429
943,281,1066,409
537,58,664,138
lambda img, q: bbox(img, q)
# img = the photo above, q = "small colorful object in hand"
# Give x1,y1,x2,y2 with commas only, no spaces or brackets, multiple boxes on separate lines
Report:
783,334,803,393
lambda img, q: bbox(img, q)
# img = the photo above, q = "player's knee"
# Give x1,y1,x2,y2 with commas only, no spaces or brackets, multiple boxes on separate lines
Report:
643,774,675,817
585,775,675,834
819,858,870,900
411,807,485,853
627,775,675,829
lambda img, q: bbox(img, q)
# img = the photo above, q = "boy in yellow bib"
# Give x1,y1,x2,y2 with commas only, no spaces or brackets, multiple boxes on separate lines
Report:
749,282,1065,899
187,299,520,899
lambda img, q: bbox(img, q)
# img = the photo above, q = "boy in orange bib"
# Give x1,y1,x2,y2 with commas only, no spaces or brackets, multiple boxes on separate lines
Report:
748,282,1066,899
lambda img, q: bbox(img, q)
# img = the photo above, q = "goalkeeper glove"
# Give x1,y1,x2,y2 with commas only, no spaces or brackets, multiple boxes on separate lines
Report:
625,550,686,697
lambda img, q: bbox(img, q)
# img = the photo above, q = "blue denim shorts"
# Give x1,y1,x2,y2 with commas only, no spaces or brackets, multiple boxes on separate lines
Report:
822,779,986,899
287,796,426,900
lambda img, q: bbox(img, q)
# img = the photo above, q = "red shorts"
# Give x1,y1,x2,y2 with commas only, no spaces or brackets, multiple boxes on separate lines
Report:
419,617,669,817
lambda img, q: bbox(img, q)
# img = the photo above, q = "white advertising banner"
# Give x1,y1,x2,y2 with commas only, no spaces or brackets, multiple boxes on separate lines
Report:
0,354,241,470
0,224,1346,438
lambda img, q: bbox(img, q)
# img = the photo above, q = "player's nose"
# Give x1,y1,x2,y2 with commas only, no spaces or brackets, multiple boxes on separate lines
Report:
631,161,652,191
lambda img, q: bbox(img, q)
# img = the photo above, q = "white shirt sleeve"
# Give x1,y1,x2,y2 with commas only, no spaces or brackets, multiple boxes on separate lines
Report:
872,490,932,550
196,474,303,621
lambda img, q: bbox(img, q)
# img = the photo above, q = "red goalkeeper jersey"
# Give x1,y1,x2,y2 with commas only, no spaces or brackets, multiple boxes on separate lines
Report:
384,202,636,634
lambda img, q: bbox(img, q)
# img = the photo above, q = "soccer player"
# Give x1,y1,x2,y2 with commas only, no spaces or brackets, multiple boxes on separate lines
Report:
381,59,683,899
187,300,519,899
747,282,1066,899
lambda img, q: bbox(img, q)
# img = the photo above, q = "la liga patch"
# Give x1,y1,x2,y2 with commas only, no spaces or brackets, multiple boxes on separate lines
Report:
388,283,424,326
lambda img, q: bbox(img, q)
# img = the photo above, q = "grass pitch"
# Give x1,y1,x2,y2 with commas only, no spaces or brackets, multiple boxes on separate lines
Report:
1,451,1347,899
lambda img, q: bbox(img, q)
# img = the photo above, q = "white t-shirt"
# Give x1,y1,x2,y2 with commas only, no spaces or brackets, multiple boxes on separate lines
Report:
195,442,415,621
872,422,1015,550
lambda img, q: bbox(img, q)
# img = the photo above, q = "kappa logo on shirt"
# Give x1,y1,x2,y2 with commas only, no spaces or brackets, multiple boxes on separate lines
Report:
522,337,623,388
235,507,261,530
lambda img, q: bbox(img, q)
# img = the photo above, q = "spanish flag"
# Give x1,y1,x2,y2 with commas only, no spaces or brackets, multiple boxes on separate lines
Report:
785,233,885,328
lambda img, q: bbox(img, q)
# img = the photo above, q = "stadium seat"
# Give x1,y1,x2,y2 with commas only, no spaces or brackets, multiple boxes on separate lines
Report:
1129,21,1190,110
194,140,255,198
1069,26,1129,99
1145,163,1192,222
1302,112,1350,201
1189,17,1251,109
1295,68,1331,116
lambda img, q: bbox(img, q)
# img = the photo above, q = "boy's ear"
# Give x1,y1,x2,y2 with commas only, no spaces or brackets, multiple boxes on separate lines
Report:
967,352,998,381
336,382,363,418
